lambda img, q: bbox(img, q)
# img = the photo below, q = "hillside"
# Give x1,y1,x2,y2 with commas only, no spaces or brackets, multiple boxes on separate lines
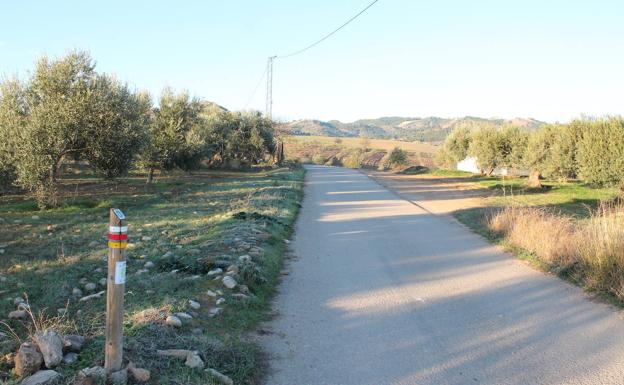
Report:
284,116,544,143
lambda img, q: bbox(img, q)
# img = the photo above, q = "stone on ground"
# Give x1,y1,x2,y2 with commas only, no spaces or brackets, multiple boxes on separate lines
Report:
20,370,60,385
33,330,64,368
205,368,234,385
15,342,43,377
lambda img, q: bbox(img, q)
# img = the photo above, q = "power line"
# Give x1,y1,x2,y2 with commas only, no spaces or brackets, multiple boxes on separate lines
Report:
243,65,268,110
276,0,380,59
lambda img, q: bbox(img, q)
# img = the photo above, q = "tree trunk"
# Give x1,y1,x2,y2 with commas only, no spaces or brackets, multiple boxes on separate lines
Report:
146,168,154,184
526,169,542,188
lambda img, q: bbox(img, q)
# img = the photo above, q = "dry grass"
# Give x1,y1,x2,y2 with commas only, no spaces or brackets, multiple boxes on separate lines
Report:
488,203,624,301
284,135,439,154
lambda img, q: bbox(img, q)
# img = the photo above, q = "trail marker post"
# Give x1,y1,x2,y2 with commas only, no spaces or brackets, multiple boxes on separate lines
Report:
105,208,127,373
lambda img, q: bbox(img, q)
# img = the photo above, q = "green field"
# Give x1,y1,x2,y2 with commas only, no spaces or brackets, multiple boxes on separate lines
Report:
0,167,304,384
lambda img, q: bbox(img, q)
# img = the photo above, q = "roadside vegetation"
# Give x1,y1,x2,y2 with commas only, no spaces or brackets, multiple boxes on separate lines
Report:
435,118,624,304
0,50,302,384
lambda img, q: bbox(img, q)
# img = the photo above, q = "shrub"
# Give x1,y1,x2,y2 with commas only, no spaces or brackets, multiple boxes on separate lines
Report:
312,154,326,165
341,149,365,168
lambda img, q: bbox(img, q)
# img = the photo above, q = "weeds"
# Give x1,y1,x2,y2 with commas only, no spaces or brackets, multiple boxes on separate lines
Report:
487,202,624,302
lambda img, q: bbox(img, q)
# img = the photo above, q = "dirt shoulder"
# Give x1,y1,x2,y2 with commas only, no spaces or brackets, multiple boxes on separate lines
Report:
364,170,492,215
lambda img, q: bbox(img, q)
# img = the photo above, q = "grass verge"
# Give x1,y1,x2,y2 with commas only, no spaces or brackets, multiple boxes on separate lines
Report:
0,166,304,384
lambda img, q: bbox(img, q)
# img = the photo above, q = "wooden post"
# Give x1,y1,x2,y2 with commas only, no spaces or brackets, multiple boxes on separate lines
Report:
105,208,127,373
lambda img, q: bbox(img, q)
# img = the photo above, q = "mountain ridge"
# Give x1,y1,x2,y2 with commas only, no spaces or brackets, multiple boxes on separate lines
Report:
284,116,545,143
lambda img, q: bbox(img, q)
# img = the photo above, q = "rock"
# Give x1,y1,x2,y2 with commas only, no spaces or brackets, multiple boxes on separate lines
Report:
174,312,193,320
98,278,107,287
191,328,203,334
31,215,40,220
62,335,85,353
208,307,223,317
79,291,105,302
72,288,83,297
165,315,182,327
188,300,201,310
284,239,290,244
206,368,234,385
222,276,237,289
239,285,250,295
0,331,7,340
226,265,239,275
185,352,204,369
127,362,150,382
238,255,251,263
144,261,155,269
110,369,127,385
136,269,149,274
14,297,25,305
207,268,223,277
77,366,106,382
206,290,217,297
88,241,99,248
232,293,249,301
61,352,78,365
216,298,225,306
9,310,27,319
141,236,152,241
57,308,67,316
15,342,43,377
186,248,201,255
20,370,60,385
162,251,174,258
33,330,64,368
18,303,31,311
83,283,96,292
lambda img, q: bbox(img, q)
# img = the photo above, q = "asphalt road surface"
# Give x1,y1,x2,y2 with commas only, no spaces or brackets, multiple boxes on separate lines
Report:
262,165,624,385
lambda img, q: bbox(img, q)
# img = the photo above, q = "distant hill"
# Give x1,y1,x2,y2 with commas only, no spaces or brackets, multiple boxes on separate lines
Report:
285,116,544,143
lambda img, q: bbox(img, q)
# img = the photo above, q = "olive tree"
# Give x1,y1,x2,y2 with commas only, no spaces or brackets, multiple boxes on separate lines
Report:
576,117,624,186
0,51,153,206
468,126,503,174
436,126,472,168
141,88,204,182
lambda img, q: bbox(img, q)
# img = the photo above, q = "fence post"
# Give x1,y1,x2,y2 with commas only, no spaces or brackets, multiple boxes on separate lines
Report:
105,208,127,374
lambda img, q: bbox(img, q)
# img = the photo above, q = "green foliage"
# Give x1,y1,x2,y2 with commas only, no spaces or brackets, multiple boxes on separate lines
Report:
468,126,503,174
82,75,151,179
141,88,204,175
0,78,23,191
524,124,579,181
437,126,472,168
225,112,275,166
0,51,152,207
576,117,624,186
388,147,408,167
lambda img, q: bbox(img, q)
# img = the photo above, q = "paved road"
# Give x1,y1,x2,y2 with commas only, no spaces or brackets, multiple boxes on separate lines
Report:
262,166,624,385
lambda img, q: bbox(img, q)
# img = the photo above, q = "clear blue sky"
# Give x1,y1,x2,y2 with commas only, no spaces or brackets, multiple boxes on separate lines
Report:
2,0,623,123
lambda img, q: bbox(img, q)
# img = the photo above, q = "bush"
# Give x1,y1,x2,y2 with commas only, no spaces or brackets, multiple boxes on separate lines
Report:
388,147,408,168
312,154,326,165
341,149,365,168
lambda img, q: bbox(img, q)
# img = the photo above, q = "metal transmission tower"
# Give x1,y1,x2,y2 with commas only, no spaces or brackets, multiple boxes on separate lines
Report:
265,56,276,119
